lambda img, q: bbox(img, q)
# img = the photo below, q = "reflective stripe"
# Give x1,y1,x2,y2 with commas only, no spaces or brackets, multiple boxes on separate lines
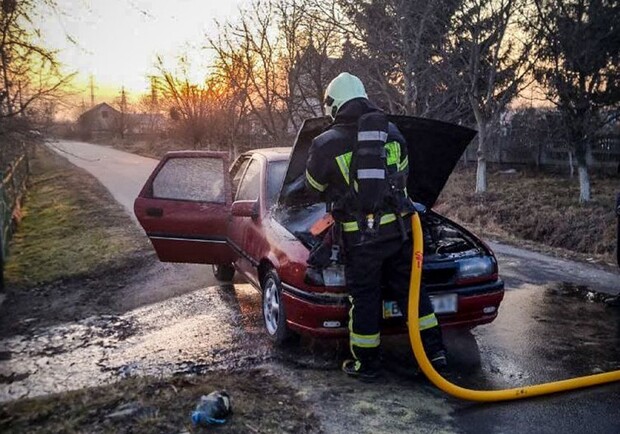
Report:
357,168,385,179
350,332,381,348
398,155,409,171
305,169,327,192
358,131,388,142
348,296,356,358
419,313,439,331
335,152,352,185
342,213,397,232
385,141,401,166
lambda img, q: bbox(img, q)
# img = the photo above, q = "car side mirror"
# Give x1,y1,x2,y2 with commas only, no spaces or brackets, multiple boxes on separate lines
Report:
231,200,259,219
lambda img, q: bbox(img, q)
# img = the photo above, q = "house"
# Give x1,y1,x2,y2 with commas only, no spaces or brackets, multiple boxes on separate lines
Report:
76,103,121,134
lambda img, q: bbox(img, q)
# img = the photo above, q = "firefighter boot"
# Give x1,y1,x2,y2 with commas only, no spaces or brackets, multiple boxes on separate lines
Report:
342,358,380,381
422,325,449,372
342,345,381,380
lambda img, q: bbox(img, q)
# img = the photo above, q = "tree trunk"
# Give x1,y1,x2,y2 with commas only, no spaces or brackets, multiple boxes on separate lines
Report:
578,164,591,203
476,158,487,194
574,137,591,203
475,127,487,194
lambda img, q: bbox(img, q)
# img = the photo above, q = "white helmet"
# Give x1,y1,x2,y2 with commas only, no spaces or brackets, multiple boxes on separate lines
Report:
323,72,367,119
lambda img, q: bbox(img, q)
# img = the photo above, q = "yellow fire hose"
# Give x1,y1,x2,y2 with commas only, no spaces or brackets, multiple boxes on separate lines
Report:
408,213,620,402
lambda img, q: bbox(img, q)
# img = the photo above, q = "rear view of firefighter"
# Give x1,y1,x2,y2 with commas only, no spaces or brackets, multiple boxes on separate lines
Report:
305,72,447,379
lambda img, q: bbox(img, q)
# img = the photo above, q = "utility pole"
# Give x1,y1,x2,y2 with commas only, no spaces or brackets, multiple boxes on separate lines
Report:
120,86,127,113
119,86,127,139
89,74,96,107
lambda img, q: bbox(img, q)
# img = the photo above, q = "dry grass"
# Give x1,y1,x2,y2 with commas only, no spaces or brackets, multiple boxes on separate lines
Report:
0,370,319,433
435,165,619,265
3,146,150,288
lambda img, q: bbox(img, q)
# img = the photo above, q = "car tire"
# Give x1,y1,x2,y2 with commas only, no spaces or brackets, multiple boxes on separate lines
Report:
213,264,235,282
261,269,297,346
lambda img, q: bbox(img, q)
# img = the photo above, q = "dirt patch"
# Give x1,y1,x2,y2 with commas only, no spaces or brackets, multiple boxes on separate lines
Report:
0,370,319,433
435,166,619,266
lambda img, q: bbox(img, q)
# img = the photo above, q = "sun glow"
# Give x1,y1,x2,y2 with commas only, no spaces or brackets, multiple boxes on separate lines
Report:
39,0,250,102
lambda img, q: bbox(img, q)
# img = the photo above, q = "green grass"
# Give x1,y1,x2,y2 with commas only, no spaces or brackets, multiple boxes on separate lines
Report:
436,165,619,264
4,147,149,288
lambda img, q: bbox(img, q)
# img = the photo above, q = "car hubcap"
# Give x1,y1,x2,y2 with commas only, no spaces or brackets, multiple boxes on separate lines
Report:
263,278,279,335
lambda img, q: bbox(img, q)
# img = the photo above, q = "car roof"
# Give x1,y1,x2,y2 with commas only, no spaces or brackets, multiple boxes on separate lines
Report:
243,147,291,162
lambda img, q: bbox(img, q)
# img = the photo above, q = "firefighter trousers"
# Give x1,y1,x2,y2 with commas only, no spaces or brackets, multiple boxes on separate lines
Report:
344,231,444,366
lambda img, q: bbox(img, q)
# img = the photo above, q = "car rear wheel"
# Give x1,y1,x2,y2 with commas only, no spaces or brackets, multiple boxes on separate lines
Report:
212,264,235,282
261,270,297,345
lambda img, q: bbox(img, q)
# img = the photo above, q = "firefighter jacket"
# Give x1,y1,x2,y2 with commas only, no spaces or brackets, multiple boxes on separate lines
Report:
305,98,410,234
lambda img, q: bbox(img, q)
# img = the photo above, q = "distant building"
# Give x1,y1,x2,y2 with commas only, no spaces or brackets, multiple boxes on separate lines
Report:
77,103,121,135
76,103,167,138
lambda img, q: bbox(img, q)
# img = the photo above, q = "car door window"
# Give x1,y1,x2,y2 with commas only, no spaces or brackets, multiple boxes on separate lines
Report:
266,160,288,207
236,159,261,201
230,156,251,198
152,157,225,203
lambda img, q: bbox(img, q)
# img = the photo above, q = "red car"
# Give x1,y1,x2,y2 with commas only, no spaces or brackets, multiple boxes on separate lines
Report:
135,117,504,344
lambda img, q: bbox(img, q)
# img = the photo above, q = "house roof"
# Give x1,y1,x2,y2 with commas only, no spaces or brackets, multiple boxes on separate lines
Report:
78,103,120,120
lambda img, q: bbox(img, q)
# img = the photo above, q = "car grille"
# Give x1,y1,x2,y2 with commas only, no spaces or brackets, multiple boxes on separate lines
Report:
422,265,457,287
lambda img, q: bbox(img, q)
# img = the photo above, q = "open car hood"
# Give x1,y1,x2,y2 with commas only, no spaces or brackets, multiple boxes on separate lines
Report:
279,115,477,208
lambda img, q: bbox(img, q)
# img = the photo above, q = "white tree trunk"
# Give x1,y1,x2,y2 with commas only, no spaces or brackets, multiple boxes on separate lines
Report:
578,164,591,203
476,158,487,194
475,127,487,194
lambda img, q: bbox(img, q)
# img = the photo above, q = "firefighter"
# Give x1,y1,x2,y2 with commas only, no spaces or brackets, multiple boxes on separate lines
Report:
305,72,447,379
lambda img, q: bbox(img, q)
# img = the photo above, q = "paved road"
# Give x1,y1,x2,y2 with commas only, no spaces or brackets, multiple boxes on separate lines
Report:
47,140,158,220
43,139,620,433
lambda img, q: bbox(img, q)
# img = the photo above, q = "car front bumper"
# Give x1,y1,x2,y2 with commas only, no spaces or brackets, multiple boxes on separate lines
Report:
281,280,505,338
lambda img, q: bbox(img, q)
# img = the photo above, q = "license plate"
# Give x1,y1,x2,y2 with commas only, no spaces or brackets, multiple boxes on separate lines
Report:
429,294,458,314
322,265,346,287
383,301,403,319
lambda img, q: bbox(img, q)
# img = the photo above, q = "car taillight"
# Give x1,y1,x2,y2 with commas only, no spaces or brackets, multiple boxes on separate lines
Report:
455,256,497,285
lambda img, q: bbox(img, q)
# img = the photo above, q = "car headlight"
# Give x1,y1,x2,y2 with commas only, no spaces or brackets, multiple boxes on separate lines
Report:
455,256,497,285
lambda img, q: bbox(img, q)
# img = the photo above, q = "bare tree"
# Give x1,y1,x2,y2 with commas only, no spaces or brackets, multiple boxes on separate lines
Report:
210,0,344,144
156,56,215,147
533,0,620,202
332,0,469,121
155,54,253,152
445,0,535,193
278,0,344,126
0,0,74,125
210,1,291,145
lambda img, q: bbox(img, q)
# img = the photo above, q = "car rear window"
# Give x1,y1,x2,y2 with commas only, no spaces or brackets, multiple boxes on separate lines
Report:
267,160,288,207
152,157,225,203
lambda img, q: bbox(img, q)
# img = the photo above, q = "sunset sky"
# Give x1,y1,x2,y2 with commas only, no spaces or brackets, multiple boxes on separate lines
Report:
40,0,250,103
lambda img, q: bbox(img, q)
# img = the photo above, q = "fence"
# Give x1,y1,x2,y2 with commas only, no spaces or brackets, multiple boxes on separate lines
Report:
0,145,29,289
463,133,620,174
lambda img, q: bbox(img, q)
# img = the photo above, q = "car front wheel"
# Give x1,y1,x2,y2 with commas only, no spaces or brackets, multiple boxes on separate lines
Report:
212,264,235,282
261,270,296,345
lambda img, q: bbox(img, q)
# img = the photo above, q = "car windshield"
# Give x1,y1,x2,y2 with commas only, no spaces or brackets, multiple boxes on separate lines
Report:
266,160,289,208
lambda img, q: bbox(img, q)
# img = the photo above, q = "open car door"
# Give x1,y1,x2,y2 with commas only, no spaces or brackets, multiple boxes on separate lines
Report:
134,151,236,264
